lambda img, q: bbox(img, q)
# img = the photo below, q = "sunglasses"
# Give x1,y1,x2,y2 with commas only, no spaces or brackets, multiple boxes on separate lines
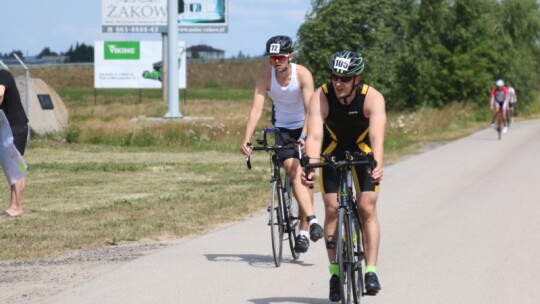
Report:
269,54,289,62
331,74,354,83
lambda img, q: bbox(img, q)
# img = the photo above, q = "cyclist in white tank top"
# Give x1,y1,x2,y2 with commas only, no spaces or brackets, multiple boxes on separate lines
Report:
268,63,305,129
241,35,323,254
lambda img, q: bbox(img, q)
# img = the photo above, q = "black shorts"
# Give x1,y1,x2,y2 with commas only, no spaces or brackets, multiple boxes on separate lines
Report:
320,147,379,194
11,123,28,156
275,127,302,162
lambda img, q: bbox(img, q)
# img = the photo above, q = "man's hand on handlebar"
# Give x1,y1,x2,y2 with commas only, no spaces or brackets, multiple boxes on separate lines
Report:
241,141,253,157
300,154,315,188
301,169,315,189
370,165,384,183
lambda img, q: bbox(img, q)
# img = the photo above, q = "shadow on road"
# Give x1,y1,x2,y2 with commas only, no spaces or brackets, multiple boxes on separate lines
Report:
247,296,328,304
205,253,315,268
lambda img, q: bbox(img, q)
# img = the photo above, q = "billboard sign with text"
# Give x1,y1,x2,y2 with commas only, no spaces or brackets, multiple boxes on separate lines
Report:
101,0,227,33
94,41,186,89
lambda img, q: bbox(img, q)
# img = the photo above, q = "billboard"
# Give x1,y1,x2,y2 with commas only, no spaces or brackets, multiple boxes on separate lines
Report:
94,41,187,89
102,0,168,33
101,0,228,33
178,0,228,33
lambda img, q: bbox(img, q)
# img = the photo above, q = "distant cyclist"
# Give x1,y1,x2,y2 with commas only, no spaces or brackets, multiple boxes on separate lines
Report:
241,35,323,253
506,82,518,120
489,79,509,134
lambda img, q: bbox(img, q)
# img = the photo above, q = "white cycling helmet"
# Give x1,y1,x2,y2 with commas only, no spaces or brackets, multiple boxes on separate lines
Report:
496,79,504,87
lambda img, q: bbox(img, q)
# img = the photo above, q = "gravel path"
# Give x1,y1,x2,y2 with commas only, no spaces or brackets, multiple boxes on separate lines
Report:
0,241,177,304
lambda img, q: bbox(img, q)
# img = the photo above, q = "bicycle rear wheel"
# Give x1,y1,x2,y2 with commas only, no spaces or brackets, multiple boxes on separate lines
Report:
284,176,300,260
270,181,284,267
337,208,354,304
506,108,512,127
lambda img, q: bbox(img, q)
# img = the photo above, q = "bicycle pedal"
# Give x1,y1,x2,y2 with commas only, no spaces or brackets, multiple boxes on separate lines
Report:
364,290,379,296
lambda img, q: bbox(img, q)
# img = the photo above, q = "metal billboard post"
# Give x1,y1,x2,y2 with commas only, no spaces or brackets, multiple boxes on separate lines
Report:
164,0,181,118
12,54,30,142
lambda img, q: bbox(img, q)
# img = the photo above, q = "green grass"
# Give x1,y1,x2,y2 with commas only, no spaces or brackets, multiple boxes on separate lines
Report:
57,87,252,103
1,86,538,261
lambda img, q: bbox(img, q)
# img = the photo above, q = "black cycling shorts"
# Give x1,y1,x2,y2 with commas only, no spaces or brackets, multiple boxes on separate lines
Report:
275,127,302,162
319,147,379,194
11,123,28,156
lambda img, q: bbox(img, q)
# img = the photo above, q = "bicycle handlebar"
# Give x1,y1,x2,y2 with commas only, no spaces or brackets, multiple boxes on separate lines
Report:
245,128,301,170
302,151,377,175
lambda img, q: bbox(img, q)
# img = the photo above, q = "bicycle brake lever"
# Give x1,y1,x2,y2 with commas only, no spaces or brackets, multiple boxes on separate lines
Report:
246,143,253,169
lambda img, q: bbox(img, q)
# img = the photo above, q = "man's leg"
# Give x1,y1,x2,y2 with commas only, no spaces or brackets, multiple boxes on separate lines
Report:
322,193,341,302
5,177,25,216
357,191,381,294
284,158,322,253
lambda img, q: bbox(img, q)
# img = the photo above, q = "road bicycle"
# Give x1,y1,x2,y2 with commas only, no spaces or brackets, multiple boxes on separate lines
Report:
506,103,515,127
495,107,505,140
246,127,301,267
303,151,377,304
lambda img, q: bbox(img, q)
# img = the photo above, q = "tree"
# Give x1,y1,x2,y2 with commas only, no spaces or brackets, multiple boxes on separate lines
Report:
499,0,540,107
447,0,503,106
297,0,539,109
65,42,94,63
4,50,25,60
296,0,414,107
37,47,58,59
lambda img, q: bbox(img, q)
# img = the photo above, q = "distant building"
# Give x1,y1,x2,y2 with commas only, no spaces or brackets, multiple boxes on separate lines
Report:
186,44,225,61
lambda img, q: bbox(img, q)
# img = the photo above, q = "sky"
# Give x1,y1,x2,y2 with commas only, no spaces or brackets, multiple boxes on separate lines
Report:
0,0,313,58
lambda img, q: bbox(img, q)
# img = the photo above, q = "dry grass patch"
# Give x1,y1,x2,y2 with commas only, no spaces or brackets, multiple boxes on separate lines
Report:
1,147,269,260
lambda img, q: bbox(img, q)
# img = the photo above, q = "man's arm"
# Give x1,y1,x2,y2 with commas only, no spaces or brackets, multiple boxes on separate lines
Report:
296,65,314,146
0,84,5,106
489,88,495,109
364,88,386,182
504,87,510,108
297,65,315,141
302,88,327,186
241,69,270,156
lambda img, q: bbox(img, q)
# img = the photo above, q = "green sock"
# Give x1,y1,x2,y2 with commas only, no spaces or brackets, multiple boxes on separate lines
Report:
329,264,339,276
366,265,377,273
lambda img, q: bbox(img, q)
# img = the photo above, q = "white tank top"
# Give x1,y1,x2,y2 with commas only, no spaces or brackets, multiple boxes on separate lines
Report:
268,63,305,129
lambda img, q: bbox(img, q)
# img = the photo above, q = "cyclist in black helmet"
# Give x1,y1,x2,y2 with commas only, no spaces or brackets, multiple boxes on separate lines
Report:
241,35,323,254
302,50,386,301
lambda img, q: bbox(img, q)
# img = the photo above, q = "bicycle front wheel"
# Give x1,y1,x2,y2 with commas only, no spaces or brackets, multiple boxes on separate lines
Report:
337,208,354,304
270,181,284,267
351,214,364,303
284,176,300,260
497,114,502,140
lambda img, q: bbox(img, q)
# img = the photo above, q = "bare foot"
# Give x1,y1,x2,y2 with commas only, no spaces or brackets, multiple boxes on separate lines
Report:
1,210,23,217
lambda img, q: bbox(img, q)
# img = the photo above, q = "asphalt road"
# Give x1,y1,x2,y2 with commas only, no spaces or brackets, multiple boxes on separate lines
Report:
40,119,540,304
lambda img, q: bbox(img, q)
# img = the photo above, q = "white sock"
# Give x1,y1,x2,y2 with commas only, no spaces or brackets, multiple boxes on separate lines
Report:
309,218,319,226
299,230,309,237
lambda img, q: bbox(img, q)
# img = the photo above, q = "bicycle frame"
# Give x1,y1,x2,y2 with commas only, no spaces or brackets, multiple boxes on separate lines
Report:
246,127,301,266
304,151,376,303
336,163,364,304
